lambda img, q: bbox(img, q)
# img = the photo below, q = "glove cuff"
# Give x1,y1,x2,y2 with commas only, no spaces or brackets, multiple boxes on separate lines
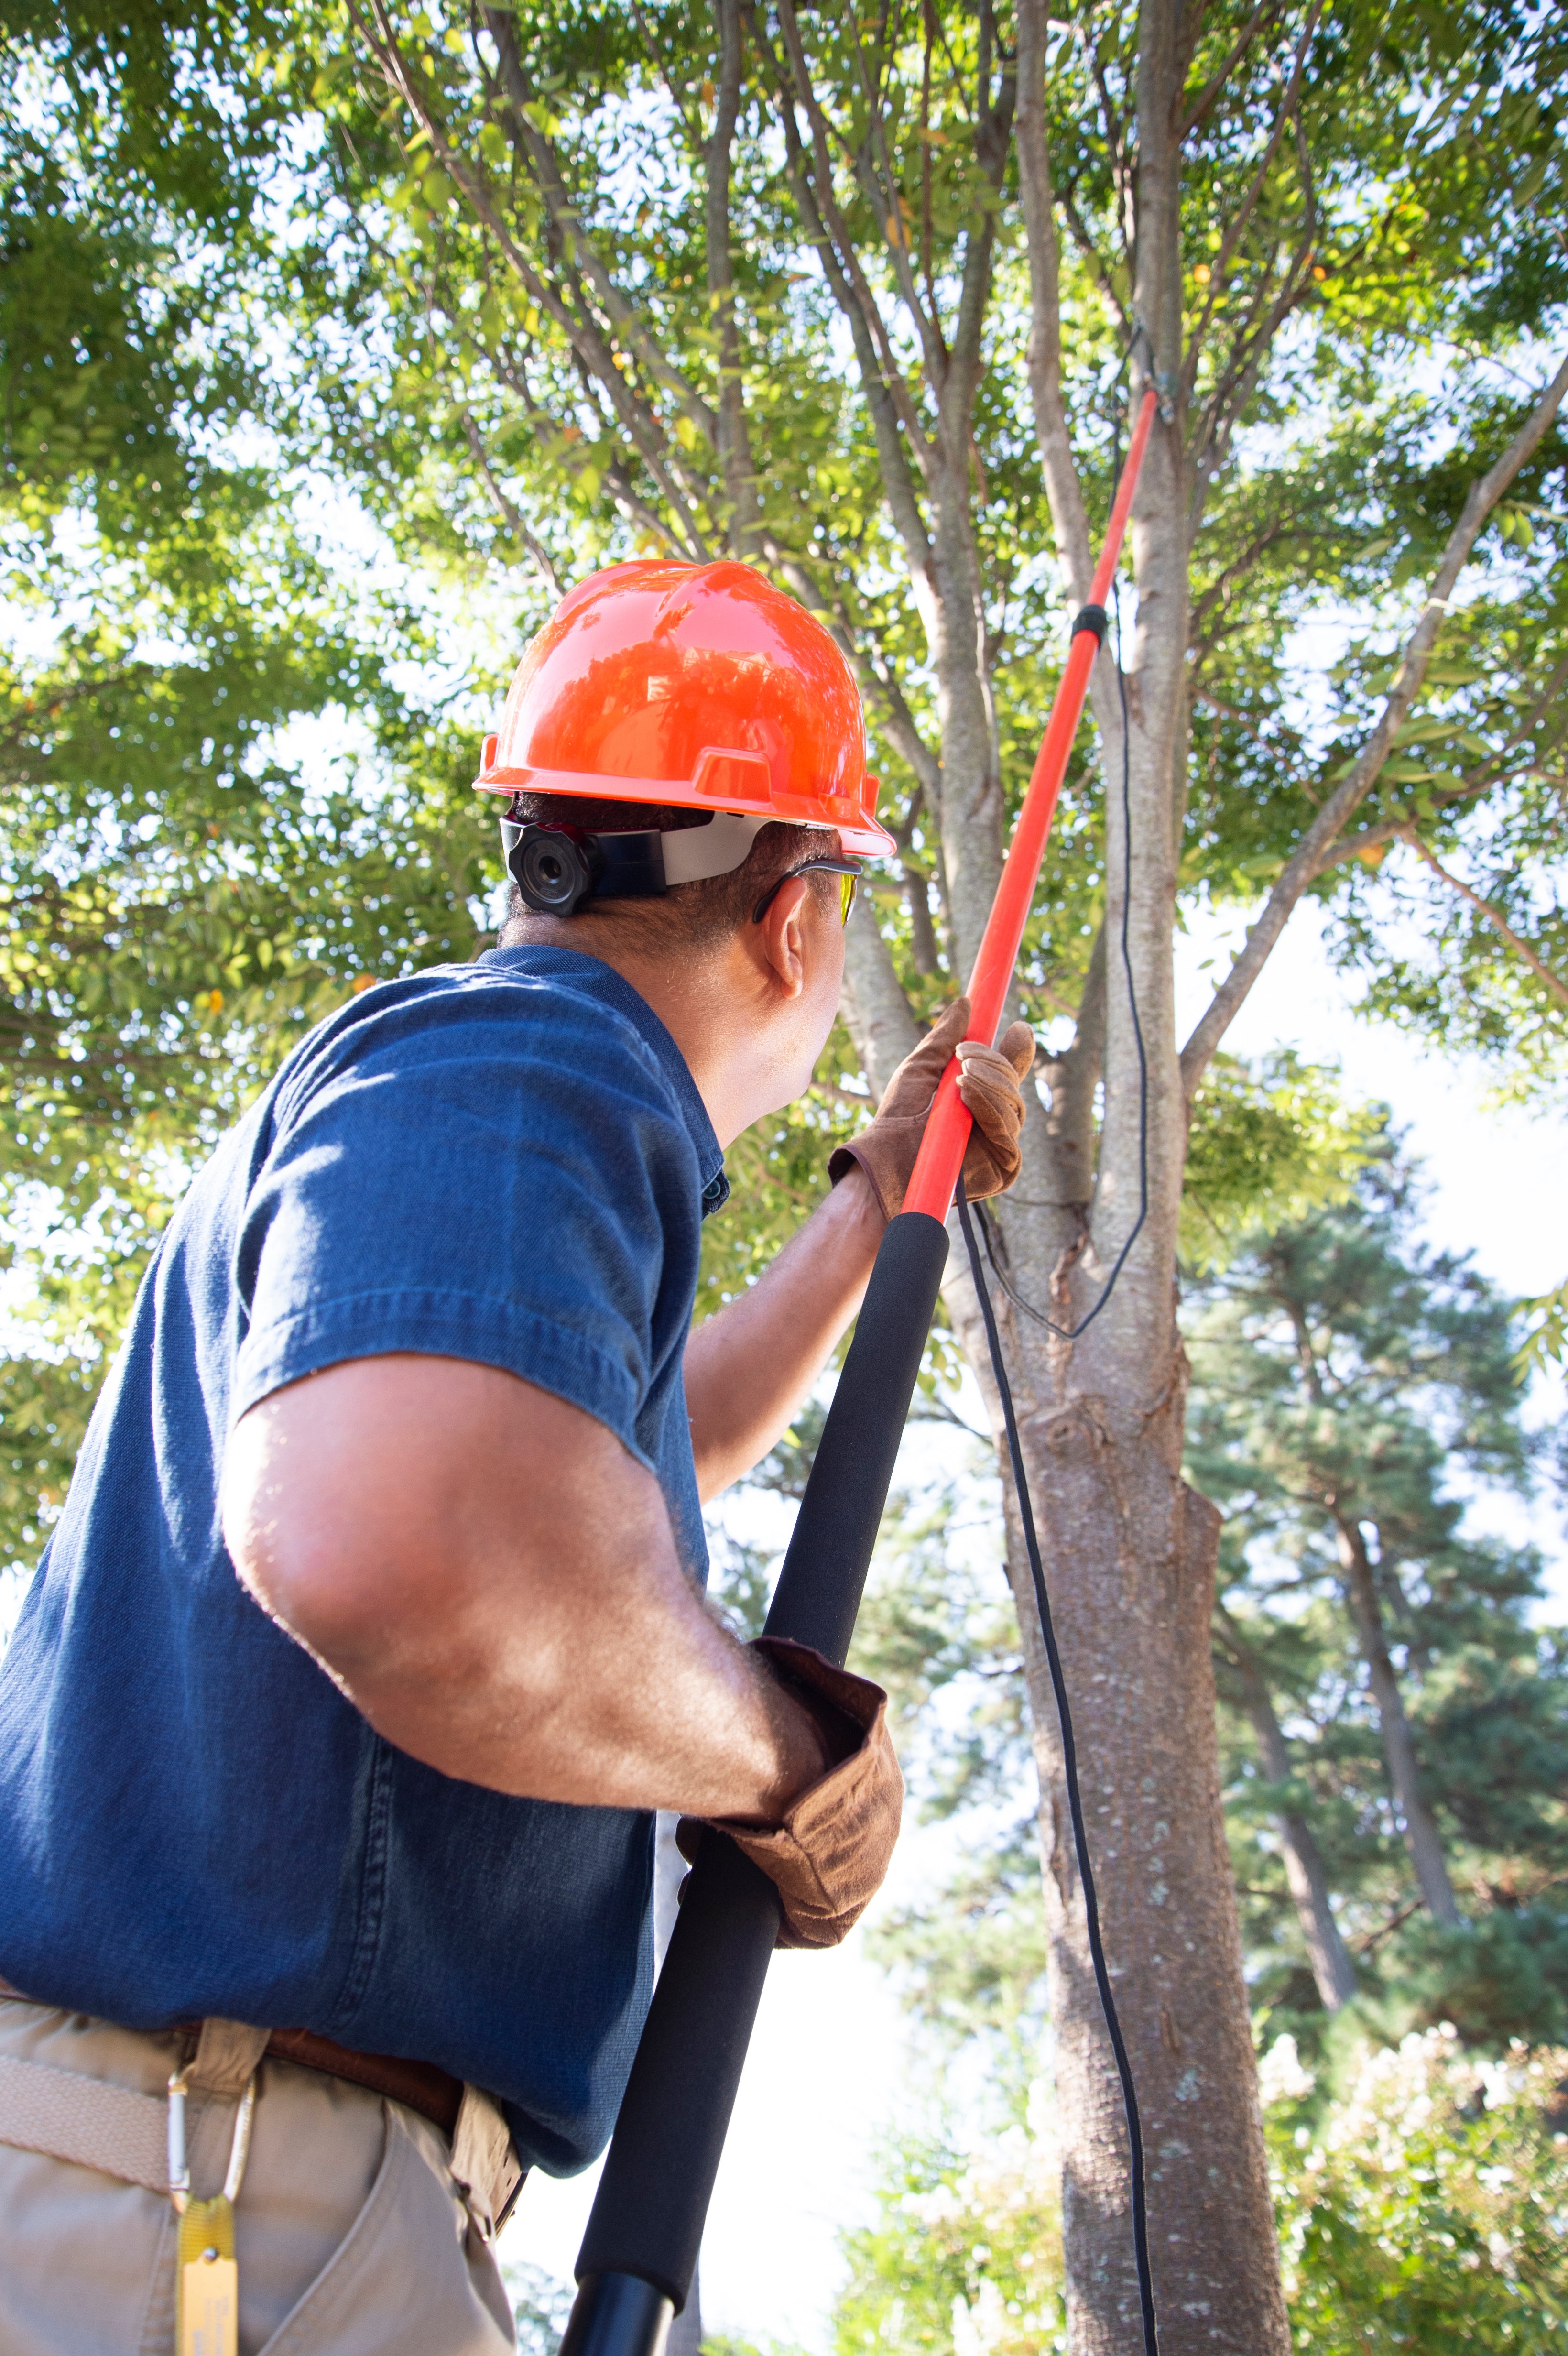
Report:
828,1139,889,1222
750,1635,882,1762
827,1130,923,1224
675,1643,901,1949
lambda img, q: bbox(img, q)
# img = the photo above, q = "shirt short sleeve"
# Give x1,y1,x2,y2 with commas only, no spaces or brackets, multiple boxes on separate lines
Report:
231,967,700,1470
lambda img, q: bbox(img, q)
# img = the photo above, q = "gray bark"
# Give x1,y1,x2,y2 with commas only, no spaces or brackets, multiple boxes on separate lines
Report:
1215,1618,1358,2010
830,0,1289,2331
875,7,1288,2346
1334,1522,1461,1926
934,1224,1284,2356
704,0,761,555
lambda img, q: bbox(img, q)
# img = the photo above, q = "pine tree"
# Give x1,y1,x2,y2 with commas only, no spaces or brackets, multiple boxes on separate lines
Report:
1186,1159,1568,2048
837,1155,1568,2065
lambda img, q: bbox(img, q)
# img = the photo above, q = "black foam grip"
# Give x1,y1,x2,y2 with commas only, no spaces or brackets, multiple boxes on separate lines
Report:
572,1832,781,2305
765,1211,951,1663
567,1213,950,2327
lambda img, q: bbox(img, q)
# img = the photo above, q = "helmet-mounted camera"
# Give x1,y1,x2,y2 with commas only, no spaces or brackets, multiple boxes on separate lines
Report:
501,807,785,916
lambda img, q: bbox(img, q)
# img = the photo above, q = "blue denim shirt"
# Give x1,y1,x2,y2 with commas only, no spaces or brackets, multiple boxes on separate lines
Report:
0,947,726,2175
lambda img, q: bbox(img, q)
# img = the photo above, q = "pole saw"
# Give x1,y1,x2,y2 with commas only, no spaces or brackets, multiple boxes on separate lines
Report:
559,384,1160,2356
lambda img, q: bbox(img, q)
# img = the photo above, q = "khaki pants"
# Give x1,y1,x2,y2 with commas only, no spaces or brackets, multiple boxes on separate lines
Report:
0,2001,516,2355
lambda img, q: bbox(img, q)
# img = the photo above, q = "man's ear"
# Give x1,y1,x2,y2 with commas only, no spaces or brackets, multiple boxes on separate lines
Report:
752,877,812,1000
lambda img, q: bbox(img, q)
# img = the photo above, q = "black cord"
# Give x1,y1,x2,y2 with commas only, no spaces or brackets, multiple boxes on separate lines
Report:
956,1173,1161,2356
982,420,1149,1342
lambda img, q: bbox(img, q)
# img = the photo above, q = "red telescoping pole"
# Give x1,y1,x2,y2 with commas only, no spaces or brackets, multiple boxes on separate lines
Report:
904,383,1157,1220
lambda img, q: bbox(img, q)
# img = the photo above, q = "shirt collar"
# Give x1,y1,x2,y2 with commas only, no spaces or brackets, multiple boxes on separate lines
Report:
477,946,729,1216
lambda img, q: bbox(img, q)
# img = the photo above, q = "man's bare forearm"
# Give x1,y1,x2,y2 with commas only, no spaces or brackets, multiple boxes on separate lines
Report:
223,1355,832,1820
684,1165,883,1498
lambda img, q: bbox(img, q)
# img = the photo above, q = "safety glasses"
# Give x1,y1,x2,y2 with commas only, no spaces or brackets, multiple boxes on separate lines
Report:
751,856,863,927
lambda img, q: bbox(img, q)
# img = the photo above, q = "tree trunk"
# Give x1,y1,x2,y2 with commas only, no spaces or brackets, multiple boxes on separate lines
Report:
1215,1620,1358,2011
1334,1520,1460,1926
819,2,1286,2334
845,651,1289,2356
975,1299,1286,2354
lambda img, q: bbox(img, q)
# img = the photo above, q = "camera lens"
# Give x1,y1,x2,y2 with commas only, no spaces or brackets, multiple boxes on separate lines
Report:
510,826,597,913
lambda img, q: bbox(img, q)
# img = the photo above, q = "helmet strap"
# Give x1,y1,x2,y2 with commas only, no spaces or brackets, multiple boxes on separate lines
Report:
501,809,800,915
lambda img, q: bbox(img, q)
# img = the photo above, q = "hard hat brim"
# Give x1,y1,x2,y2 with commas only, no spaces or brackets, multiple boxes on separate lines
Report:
474,747,895,862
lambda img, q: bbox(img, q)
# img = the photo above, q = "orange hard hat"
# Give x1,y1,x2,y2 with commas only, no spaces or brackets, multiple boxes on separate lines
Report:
475,560,894,860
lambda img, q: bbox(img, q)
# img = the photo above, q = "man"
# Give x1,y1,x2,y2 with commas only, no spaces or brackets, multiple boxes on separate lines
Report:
0,560,1034,2353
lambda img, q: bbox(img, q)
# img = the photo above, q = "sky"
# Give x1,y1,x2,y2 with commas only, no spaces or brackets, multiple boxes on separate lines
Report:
497,894,1568,2349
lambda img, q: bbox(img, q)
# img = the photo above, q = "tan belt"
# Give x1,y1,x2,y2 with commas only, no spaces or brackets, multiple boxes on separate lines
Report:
0,1988,523,2237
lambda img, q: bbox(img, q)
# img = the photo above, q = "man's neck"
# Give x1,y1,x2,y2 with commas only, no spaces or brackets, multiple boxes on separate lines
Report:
501,923,768,1146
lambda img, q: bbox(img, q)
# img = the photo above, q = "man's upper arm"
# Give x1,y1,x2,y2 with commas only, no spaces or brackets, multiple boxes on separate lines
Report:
222,1350,670,1659
233,981,682,1464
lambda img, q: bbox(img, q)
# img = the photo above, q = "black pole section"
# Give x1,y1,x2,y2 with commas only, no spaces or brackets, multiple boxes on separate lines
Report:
557,2273,674,2356
763,1212,951,1665
564,1212,951,2353
570,1834,781,2319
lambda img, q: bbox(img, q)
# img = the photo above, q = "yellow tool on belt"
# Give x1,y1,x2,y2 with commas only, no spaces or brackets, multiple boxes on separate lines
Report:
168,2065,256,2356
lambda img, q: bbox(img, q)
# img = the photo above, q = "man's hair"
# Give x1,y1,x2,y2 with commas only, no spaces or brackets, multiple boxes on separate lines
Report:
496,794,836,952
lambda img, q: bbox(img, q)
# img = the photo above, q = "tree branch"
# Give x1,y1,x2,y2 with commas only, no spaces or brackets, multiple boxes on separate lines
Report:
1189,122,1318,522
1193,685,1314,795
1059,183,1132,340
1178,0,1285,141
1016,0,1093,602
745,4,935,585
1305,662,1568,873
705,0,762,552
479,7,716,442
844,10,949,390
772,0,936,473
0,665,146,752
458,413,562,591
1401,830,1568,1008
1438,646,1568,804
1087,45,1131,257
354,0,713,556
945,42,1017,438
1188,514,1292,645
1179,0,1324,410
1212,1602,1358,2011
1350,1897,1424,1956
808,1073,873,1108
1179,351,1568,1094
485,337,696,556
1309,712,1568,871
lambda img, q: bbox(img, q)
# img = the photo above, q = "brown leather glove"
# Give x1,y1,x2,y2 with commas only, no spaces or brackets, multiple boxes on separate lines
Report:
827,996,1036,1222
677,1636,903,1950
